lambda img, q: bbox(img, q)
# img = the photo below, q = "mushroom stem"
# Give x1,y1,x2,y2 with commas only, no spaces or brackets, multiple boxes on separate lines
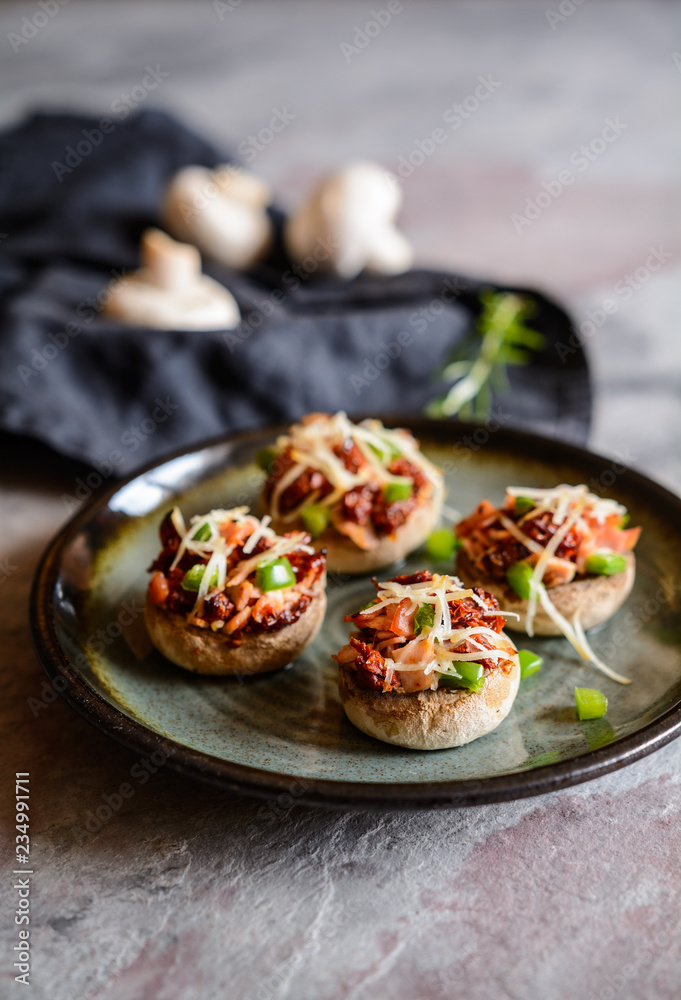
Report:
141,228,201,291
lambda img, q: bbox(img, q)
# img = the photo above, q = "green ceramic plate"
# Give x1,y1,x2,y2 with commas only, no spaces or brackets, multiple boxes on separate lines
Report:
31,420,681,809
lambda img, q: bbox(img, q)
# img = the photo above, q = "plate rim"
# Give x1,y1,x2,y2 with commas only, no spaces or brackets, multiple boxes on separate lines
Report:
30,418,681,809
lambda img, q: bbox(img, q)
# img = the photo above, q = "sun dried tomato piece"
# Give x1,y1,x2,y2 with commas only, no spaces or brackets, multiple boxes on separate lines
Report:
340,485,376,525
148,571,169,607
388,570,433,586
286,549,326,583
202,592,236,622
265,446,334,513
159,510,181,548
244,595,313,632
333,438,365,474
388,458,428,489
166,586,195,614
350,636,400,692
479,509,583,580
523,511,581,559
481,540,530,580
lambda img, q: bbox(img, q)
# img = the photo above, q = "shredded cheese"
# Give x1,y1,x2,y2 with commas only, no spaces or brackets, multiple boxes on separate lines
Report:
493,484,631,682
169,506,250,572
277,491,322,525
534,583,631,685
505,484,626,525
270,462,308,521
242,514,273,555
497,512,545,557
170,507,186,539
161,506,316,622
525,501,585,636
189,549,226,622
572,610,631,685
226,533,313,587
266,412,444,512
366,573,514,678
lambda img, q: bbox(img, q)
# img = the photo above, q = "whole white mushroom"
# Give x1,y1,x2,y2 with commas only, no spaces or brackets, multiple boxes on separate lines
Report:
103,228,240,331
162,164,273,271
284,162,414,280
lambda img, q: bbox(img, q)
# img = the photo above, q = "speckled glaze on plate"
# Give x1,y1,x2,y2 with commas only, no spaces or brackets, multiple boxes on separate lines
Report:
31,420,681,809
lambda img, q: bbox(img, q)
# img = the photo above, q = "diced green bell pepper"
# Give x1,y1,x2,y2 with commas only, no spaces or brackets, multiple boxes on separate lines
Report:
256,447,278,473
514,496,535,516
382,479,413,504
255,556,297,592
506,560,534,600
181,563,218,591
575,686,608,720
301,504,330,539
585,552,627,576
518,649,543,678
426,528,461,562
438,661,485,693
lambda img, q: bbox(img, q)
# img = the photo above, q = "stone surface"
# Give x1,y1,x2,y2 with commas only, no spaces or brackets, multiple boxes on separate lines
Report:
1,2,680,998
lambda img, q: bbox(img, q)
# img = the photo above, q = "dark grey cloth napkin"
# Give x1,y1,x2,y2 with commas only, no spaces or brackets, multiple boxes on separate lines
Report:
0,111,590,474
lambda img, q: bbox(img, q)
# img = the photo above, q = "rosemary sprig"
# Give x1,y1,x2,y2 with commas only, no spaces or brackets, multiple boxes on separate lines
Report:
425,290,544,421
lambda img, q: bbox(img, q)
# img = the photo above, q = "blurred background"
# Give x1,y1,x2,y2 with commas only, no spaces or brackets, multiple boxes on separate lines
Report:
1,0,679,485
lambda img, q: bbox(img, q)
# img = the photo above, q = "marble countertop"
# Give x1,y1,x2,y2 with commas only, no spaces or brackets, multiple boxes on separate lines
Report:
1,2,680,998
